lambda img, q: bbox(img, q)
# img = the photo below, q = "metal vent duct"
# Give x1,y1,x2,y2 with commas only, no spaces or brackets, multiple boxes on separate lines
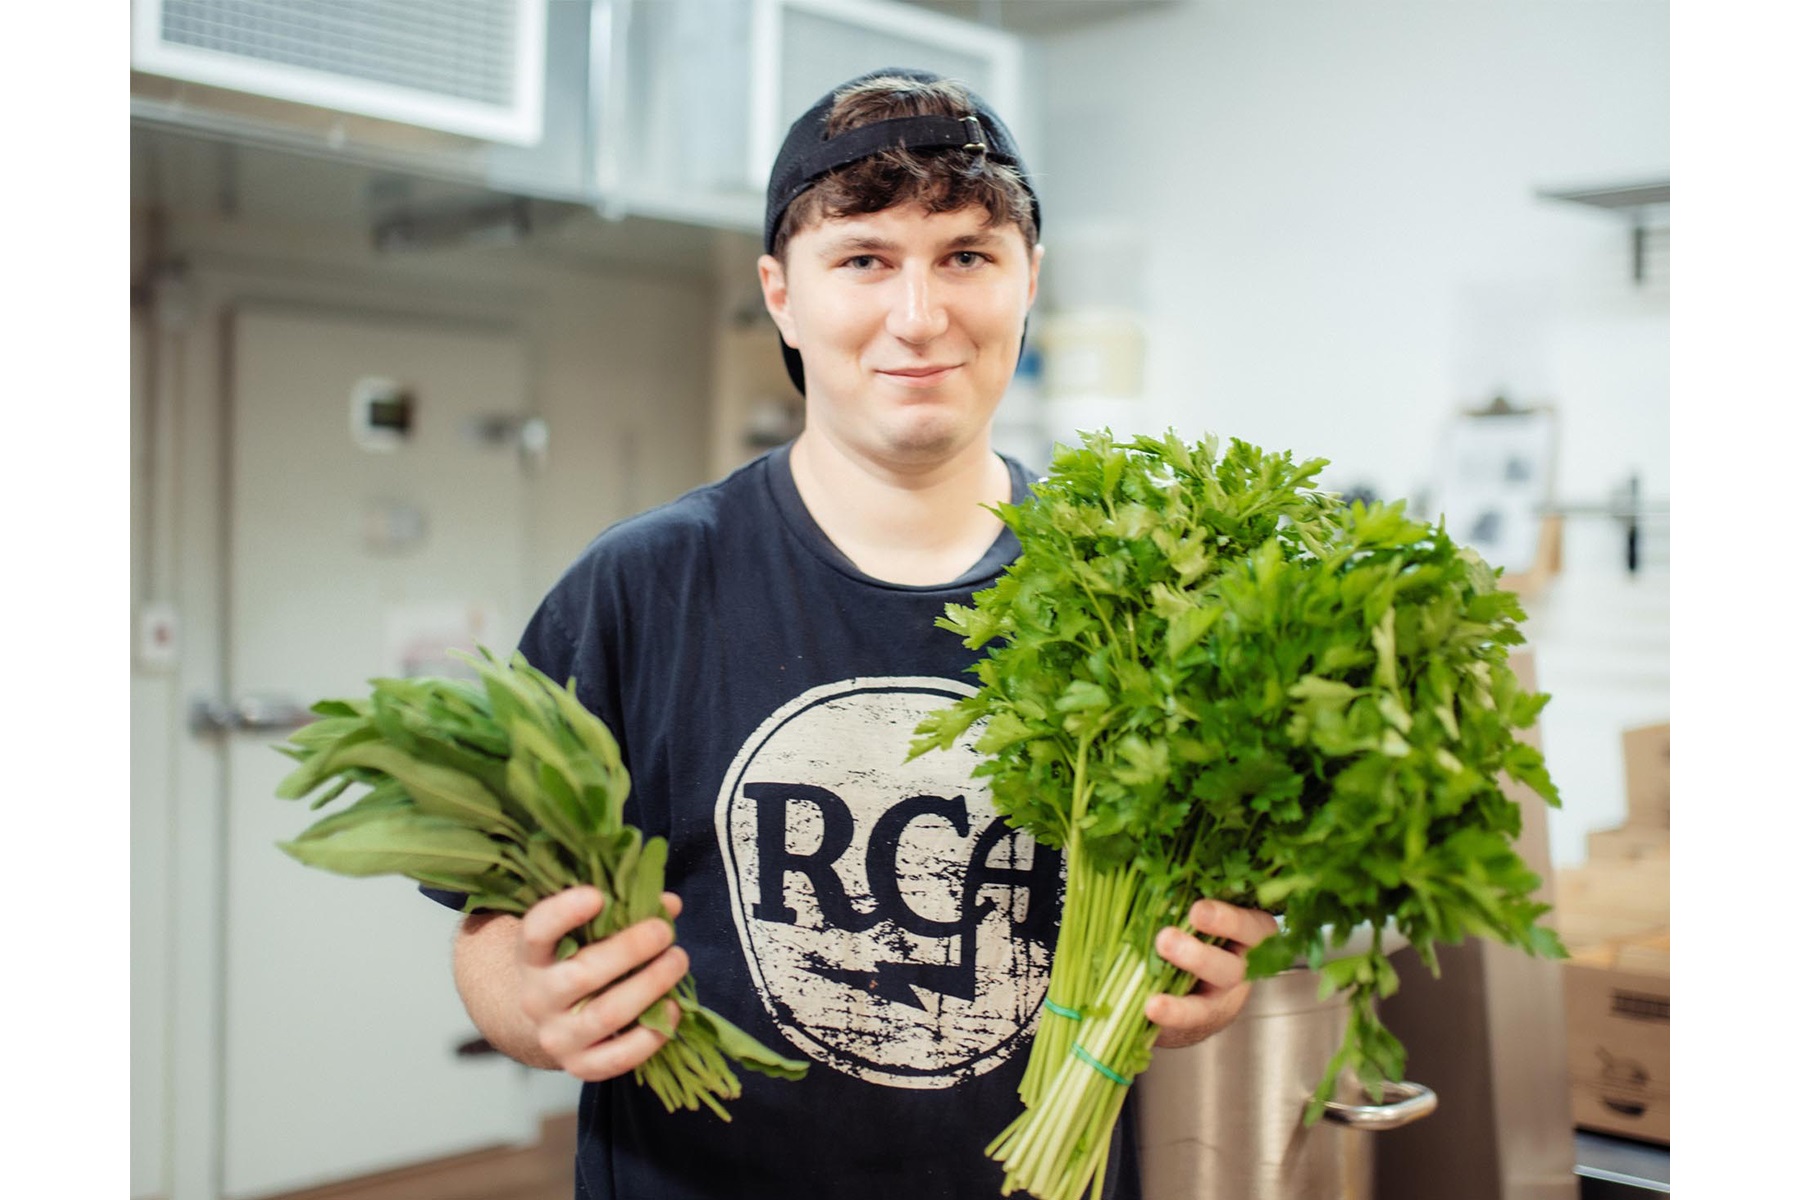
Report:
133,0,546,145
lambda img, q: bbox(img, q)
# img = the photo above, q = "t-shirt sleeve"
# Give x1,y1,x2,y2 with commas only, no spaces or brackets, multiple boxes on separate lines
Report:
514,553,631,735
516,585,578,681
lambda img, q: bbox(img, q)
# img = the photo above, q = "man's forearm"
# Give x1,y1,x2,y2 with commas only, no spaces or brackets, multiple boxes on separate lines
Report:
453,912,561,1070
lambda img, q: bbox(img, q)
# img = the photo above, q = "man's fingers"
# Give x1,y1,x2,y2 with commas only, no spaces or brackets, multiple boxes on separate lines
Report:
1154,928,1248,990
1145,983,1251,1048
502,886,698,1080
563,945,690,1044
1144,900,1278,1049
1146,987,1232,1027
541,916,678,1010
560,999,683,1082
1185,898,1279,951
519,886,605,970
1151,899,1281,1003
542,949,690,1064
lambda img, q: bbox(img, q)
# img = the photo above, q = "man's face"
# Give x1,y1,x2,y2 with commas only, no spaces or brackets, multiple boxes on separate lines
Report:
758,202,1042,468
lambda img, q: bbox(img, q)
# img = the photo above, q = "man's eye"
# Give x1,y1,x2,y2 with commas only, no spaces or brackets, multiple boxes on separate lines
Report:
844,254,880,270
951,251,988,268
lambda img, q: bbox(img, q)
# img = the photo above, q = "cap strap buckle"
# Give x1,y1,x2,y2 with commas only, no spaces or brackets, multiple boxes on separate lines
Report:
961,114,988,154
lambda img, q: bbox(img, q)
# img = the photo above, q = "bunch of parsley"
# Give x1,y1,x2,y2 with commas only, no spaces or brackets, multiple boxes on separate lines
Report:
911,430,1563,1200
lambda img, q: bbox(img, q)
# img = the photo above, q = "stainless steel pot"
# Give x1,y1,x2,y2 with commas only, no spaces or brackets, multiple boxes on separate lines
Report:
1135,965,1437,1200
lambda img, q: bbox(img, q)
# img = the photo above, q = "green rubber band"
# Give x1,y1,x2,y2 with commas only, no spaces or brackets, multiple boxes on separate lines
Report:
1044,1000,1082,1020
1072,1044,1130,1087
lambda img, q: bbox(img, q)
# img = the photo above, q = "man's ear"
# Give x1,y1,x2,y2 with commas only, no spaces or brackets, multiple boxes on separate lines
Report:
758,254,799,348
1027,242,1045,309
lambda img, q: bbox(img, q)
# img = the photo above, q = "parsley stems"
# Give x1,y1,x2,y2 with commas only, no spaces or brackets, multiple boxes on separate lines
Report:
995,937,1185,1200
1022,736,1094,1106
1008,843,1214,1200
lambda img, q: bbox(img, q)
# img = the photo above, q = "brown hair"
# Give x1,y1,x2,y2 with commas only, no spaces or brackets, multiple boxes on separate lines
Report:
770,74,1039,262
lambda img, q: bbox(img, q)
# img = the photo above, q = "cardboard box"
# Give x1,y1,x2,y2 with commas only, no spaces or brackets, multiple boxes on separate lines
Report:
1554,847,1670,1145
1622,721,1670,828
1565,927,1668,971
1563,954,1670,1144
1553,857,1669,947
1586,822,1670,864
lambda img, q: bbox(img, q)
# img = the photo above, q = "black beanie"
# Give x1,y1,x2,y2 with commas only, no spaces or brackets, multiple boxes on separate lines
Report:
763,67,1040,396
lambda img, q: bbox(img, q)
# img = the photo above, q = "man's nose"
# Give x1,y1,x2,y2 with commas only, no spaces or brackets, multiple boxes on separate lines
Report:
887,264,950,344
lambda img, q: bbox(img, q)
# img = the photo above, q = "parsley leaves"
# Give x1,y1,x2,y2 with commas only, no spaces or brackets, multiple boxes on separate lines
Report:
912,430,1563,1199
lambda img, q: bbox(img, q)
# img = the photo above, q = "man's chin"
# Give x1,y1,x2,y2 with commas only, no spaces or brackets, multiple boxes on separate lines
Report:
805,404,994,473
872,419,976,466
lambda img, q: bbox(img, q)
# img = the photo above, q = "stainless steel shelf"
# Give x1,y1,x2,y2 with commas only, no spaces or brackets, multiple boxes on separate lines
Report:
1575,1130,1670,1197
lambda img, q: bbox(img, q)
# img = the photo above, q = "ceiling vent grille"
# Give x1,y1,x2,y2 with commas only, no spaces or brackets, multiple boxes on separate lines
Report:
132,0,546,145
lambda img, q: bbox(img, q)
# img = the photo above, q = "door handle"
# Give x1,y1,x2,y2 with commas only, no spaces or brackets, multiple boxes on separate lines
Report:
189,696,316,736
454,1034,500,1058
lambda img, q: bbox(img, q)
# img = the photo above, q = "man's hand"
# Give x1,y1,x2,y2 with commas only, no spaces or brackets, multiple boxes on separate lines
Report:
1145,899,1280,1050
455,886,688,1081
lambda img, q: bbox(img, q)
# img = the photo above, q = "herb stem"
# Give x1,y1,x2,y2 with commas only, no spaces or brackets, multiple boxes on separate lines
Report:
502,842,568,905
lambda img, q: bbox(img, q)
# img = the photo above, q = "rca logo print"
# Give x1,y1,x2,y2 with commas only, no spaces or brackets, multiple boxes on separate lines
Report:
716,678,1059,1088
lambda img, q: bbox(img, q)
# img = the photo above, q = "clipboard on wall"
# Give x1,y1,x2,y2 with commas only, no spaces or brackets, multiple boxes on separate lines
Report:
1427,398,1561,593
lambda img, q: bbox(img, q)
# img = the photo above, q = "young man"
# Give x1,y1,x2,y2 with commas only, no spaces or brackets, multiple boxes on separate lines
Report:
449,68,1276,1199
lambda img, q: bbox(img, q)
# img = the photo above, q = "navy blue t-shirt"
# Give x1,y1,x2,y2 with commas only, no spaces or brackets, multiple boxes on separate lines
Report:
501,443,1140,1200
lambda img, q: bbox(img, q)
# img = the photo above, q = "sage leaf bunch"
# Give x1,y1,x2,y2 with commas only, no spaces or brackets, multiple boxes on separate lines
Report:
274,649,809,1120
910,430,1564,1200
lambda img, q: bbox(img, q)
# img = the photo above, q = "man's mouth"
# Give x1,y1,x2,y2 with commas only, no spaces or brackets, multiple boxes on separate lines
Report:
879,365,959,386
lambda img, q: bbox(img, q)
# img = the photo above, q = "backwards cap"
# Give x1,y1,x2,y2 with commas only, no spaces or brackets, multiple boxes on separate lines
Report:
763,66,1041,396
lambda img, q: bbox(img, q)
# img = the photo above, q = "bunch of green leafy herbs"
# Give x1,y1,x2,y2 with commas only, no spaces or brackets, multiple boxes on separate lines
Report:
274,649,808,1120
910,430,1564,1200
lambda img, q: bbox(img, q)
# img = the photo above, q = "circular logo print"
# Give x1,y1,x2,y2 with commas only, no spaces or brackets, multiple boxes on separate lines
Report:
715,677,1060,1089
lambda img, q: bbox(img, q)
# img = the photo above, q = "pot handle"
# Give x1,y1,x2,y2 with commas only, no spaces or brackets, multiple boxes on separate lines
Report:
1320,1080,1438,1131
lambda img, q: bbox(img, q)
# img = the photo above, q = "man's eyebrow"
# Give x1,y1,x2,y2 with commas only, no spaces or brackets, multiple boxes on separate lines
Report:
812,229,1008,258
815,235,900,257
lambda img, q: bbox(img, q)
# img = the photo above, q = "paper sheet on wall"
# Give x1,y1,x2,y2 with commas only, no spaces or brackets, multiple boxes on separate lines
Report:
382,601,506,679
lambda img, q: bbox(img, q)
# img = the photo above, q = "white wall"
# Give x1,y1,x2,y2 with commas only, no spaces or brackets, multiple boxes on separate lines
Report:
1035,0,1669,866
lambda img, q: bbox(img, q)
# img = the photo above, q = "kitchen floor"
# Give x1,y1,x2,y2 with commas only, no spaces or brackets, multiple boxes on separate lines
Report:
262,1114,1667,1200
265,1114,576,1200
